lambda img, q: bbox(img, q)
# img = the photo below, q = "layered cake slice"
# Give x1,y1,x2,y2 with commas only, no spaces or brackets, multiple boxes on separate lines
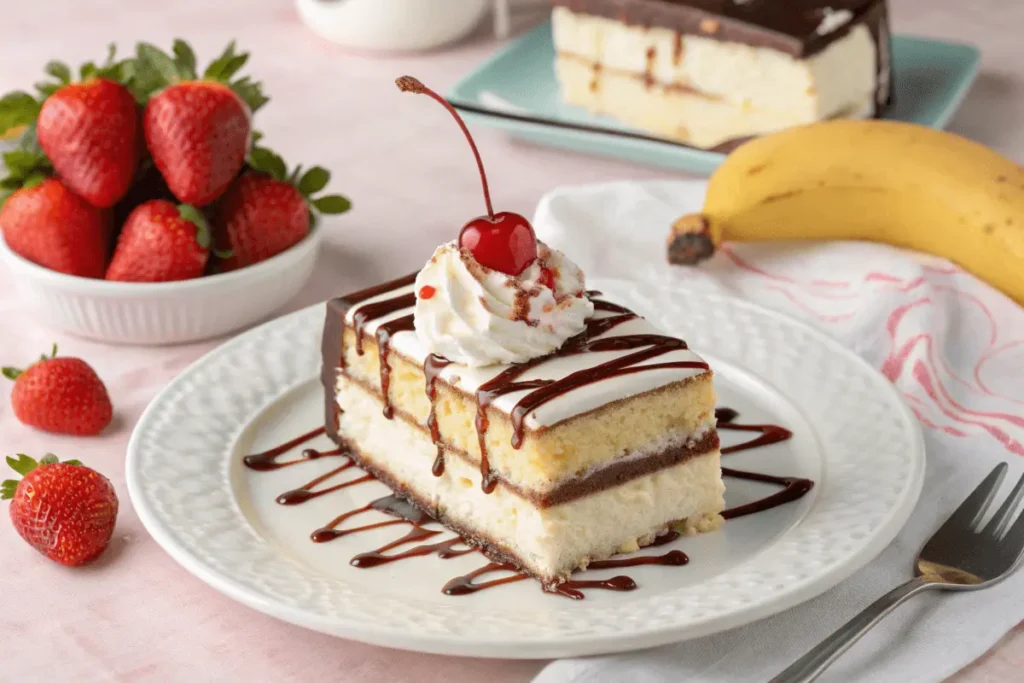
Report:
552,0,892,149
320,76,724,585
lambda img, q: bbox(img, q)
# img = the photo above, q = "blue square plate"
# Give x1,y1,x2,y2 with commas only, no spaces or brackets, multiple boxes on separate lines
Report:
447,21,981,175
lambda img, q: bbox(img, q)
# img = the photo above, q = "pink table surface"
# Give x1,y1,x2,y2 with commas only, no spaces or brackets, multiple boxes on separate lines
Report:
1,1,1022,680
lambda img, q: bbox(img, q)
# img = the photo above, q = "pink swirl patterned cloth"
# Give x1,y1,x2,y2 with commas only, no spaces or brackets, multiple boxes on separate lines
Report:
531,179,1024,683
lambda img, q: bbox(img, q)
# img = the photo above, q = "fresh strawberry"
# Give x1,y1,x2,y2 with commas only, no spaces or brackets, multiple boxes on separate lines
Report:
0,46,137,208
2,454,118,567
106,200,216,282
3,345,113,436
37,78,140,207
0,177,110,278
214,147,350,270
134,41,268,206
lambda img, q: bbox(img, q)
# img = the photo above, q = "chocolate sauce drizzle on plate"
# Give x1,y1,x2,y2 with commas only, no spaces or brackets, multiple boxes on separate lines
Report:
242,427,332,471
717,407,794,454
716,407,815,520
276,459,374,506
243,406,812,600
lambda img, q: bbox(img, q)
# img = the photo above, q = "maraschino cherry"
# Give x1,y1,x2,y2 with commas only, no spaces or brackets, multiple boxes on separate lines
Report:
396,76,538,276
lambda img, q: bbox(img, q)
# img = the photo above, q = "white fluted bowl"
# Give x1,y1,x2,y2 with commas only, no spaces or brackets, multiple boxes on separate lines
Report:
0,229,322,346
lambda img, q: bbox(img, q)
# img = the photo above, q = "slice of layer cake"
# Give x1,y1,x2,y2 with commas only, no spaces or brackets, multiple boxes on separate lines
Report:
319,75,724,586
552,0,892,149
321,267,724,584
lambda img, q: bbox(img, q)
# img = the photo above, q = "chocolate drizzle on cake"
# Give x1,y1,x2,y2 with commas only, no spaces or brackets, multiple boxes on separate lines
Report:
471,307,708,493
425,354,452,477
342,283,711,494
375,313,415,418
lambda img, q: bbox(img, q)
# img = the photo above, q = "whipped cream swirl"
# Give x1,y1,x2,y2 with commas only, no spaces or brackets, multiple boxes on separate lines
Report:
413,241,594,366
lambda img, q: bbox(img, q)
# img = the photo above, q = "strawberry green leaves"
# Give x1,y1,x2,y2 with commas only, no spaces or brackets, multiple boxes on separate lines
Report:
2,453,82,500
0,131,52,207
298,167,330,195
36,45,129,99
172,40,197,81
44,61,72,85
176,203,230,257
6,453,38,476
0,44,128,146
248,147,288,182
137,43,180,87
2,344,58,380
0,92,42,136
132,39,268,113
203,41,249,82
313,195,351,214
247,145,351,219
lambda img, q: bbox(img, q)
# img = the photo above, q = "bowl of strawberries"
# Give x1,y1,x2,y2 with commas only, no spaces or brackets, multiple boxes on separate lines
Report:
0,41,350,345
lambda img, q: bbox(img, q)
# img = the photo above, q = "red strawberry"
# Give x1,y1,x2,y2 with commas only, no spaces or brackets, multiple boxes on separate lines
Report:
214,148,350,270
37,78,140,208
106,200,215,282
2,454,118,567
3,345,113,436
135,41,268,206
0,178,110,278
145,81,249,206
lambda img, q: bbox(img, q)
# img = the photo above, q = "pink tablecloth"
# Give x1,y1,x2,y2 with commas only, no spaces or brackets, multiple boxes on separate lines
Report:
0,1,1021,680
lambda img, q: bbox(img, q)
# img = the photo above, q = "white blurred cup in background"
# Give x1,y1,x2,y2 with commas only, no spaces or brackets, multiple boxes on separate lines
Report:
295,0,491,52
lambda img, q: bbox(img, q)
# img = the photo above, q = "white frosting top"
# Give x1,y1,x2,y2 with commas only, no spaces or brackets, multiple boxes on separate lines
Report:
344,286,710,430
815,8,854,35
411,240,593,367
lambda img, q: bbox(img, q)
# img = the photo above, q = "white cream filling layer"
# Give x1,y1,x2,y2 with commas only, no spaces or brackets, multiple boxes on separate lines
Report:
337,383,725,581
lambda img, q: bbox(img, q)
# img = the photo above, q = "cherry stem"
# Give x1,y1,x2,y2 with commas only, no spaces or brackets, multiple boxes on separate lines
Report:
396,76,494,220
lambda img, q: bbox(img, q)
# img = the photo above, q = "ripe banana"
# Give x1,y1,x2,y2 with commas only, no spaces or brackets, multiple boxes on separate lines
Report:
669,119,1024,306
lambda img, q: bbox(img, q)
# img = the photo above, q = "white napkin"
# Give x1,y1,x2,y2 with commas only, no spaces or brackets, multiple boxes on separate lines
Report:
531,180,1024,683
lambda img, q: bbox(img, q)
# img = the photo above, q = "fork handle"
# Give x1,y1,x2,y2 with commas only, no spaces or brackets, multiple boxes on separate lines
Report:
768,577,934,683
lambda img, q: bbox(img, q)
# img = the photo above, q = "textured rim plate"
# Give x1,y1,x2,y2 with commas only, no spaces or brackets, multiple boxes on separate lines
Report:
127,279,925,658
447,22,981,175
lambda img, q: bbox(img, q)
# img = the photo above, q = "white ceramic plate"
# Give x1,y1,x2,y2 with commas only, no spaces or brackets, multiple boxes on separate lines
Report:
126,278,925,658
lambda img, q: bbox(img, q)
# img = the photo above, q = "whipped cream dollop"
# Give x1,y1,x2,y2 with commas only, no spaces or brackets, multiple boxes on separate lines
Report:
413,241,594,366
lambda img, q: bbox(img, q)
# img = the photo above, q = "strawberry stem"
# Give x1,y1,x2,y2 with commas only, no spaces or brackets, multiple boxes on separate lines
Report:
396,76,494,220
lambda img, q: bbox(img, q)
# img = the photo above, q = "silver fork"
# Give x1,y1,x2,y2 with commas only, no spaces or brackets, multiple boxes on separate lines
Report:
770,462,1024,683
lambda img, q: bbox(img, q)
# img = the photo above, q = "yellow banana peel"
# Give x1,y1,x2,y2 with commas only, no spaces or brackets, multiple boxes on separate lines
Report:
669,119,1024,306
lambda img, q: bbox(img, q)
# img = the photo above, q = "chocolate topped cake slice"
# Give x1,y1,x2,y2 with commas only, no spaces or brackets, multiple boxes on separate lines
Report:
552,0,892,149
322,266,724,585
318,75,724,587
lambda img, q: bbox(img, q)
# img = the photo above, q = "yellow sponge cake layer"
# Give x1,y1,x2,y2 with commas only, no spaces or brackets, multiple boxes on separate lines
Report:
340,327,716,493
